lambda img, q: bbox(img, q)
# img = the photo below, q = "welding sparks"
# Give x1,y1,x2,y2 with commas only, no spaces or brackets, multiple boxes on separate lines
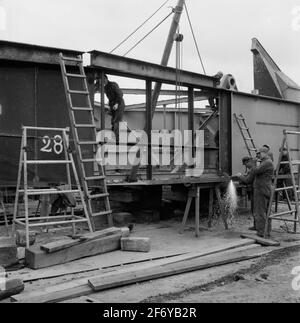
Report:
225,180,238,222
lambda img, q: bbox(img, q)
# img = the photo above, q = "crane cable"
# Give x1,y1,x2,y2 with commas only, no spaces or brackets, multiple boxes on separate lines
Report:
123,11,173,57
184,2,207,75
175,28,183,130
110,0,171,54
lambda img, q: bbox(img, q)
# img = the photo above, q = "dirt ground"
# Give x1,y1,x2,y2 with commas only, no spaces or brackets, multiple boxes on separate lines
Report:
1,200,300,303
143,246,300,303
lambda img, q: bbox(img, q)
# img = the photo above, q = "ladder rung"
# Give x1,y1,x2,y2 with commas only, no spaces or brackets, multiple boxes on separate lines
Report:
275,186,295,192
61,56,83,63
241,127,249,130
78,141,98,145
88,193,109,199
72,107,93,111
236,116,245,121
20,189,80,196
92,210,112,217
25,160,72,165
270,210,296,217
66,73,85,78
249,148,257,151
27,219,88,228
270,217,299,223
292,160,300,165
68,90,89,95
245,138,253,141
85,176,106,181
75,124,96,129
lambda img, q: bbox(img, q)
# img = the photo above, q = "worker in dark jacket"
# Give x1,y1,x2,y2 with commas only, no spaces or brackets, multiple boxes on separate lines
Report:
95,75,125,140
236,156,256,230
252,147,275,237
263,144,274,162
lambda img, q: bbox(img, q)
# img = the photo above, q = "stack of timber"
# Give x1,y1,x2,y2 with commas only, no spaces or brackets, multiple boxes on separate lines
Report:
25,227,130,270
11,238,278,303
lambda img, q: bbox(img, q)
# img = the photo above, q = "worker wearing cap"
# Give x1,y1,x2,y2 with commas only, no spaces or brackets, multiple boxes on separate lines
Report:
252,147,275,237
236,156,256,230
262,144,274,162
95,75,125,140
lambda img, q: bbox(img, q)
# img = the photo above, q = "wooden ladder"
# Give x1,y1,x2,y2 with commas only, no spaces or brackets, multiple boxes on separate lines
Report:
234,113,257,158
13,126,93,248
265,130,300,237
59,53,113,231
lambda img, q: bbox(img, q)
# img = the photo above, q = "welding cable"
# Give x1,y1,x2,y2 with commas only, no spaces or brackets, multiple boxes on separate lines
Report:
123,10,173,57
110,0,171,54
184,2,206,75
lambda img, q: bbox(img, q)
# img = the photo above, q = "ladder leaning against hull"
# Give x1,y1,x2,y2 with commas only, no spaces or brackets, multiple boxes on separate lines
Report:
59,53,113,231
234,113,257,158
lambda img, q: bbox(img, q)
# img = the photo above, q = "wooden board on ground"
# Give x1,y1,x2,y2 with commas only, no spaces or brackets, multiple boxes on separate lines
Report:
121,237,151,253
10,238,254,283
25,233,123,269
0,278,24,301
241,234,281,247
13,244,267,303
88,246,270,292
40,227,124,253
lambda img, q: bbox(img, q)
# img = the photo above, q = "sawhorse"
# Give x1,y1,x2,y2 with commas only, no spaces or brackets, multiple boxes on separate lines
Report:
180,185,228,237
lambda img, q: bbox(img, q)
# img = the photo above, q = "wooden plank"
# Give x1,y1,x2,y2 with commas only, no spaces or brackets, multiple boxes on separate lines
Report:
88,246,270,292
121,237,151,253
25,233,122,269
12,239,253,282
241,234,281,247
0,278,24,301
40,227,123,253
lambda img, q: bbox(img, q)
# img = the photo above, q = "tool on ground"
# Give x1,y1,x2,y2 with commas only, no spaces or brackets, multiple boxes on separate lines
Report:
59,54,113,231
12,126,93,248
234,113,257,158
264,130,300,237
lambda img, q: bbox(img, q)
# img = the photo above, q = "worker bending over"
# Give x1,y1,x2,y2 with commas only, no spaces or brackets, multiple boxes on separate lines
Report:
95,75,125,140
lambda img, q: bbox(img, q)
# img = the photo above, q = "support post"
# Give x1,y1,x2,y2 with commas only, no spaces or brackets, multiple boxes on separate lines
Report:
188,87,195,159
151,0,186,117
101,72,106,131
146,81,153,180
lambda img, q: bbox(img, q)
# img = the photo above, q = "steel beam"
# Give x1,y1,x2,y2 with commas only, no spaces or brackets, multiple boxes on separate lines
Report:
0,41,83,65
89,51,217,89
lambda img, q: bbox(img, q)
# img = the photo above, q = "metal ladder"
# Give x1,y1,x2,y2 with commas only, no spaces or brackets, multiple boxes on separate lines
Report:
59,53,113,231
13,126,93,248
234,113,257,158
265,130,300,237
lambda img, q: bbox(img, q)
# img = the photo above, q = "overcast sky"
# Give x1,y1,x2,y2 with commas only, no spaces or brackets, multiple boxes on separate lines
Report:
1,0,300,92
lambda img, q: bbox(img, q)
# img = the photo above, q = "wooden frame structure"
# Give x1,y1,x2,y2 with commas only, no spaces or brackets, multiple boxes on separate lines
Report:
88,50,233,186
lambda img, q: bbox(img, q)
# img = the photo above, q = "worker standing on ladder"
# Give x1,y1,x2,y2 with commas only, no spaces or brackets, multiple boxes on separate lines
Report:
95,74,125,141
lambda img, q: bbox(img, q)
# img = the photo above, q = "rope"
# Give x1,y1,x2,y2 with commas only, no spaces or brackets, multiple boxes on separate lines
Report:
184,2,206,75
110,0,171,54
123,11,173,57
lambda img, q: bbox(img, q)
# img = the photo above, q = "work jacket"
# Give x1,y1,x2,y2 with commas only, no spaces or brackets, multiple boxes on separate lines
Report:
105,81,124,108
252,157,274,197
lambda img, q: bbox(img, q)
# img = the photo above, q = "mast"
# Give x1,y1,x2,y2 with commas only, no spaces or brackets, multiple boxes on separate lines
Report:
151,0,186,118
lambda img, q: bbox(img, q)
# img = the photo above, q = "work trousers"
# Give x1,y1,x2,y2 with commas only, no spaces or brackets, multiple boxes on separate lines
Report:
110,100,125,140
253,189,271,237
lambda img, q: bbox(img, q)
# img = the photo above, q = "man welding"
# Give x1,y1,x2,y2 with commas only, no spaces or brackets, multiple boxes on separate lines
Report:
235,147,274,237
95,74,125,140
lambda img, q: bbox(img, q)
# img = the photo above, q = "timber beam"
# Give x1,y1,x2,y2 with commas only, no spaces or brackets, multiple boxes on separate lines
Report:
89,50,218,89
